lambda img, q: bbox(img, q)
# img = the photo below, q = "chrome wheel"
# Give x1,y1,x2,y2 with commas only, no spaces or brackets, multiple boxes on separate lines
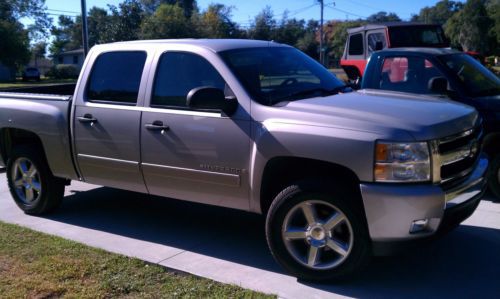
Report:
282,200,353,270
11,158,42,205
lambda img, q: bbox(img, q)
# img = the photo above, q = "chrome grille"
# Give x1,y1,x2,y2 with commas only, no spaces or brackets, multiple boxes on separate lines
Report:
433,126,482,185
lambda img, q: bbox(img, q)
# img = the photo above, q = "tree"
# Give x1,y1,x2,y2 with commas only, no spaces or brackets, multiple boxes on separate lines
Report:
248,6,277,40
411,0,464,24
296,20,320,60
0,0,51,68
366,11,401,23
198,4,241,38
108,0,145,42
31,41,46,67
49,15,81,56
140,3,197,39
274,14,306,46
486,0,499,54
140,0,196,17
445,0,495,53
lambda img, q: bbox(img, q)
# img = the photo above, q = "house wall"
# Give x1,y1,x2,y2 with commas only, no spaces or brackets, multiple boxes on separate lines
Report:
57,54,84,71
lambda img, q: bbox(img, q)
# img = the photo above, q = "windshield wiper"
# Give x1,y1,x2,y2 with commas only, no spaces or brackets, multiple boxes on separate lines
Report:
272,85,351,104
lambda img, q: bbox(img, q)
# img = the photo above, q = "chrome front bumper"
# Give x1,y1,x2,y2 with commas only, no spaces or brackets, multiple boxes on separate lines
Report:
360,155,488,242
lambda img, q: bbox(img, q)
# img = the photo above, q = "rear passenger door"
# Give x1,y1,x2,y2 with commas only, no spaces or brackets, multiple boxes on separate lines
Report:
73,51,149,193
140,51,251,210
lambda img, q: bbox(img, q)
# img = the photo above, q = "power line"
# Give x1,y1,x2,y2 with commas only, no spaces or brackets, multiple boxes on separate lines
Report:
325,3,367,19
47,8,80,14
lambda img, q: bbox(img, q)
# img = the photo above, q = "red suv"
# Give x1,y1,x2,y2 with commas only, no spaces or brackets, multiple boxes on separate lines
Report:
340,22,449,82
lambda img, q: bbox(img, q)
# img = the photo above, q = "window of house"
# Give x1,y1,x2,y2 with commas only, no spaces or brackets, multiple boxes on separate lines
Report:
151,52,226,108
58,57,63,64
73,55,78,64
86,51,147,104
348,33,364,56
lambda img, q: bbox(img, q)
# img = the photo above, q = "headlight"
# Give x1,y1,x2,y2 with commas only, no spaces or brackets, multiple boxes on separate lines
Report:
374,141,431,182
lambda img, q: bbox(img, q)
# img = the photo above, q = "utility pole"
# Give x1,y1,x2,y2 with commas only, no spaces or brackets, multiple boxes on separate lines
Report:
319,0,324,65
81,0,89,57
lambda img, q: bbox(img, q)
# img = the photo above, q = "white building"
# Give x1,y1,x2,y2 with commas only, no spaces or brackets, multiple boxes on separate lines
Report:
54,49,85,71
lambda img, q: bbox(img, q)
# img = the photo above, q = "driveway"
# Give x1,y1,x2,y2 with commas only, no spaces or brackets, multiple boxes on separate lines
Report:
1,170,499,298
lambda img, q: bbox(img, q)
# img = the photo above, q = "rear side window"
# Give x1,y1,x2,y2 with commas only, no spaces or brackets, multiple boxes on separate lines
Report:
348,34,363,55
86,51,147,104
367,33,386,53
152,52,226,108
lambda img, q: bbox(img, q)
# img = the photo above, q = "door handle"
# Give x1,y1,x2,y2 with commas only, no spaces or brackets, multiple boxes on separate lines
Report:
145,121,170,131
77,114,98,124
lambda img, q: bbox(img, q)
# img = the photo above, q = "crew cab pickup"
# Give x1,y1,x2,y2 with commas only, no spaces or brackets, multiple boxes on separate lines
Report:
0,40,488,281
362,48,500,198
340,23,448,82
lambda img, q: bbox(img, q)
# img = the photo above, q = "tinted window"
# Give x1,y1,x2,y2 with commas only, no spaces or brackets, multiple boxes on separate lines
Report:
86,51,147,104
379,56,443,94
389,26,449,48
220,47,346,106
439,53,500,97
367,33,386,54
348,34,363,55
152,52,226,107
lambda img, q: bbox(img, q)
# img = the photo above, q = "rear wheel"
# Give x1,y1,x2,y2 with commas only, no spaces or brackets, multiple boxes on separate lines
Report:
6,146,65,215
265,180,370,281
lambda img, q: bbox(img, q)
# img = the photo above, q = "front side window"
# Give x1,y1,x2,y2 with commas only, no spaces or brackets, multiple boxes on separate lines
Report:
152,52,226,107
379,56,442,94
438,53,500,97
86,51,147,104
348,33,364,55
220,47,346,106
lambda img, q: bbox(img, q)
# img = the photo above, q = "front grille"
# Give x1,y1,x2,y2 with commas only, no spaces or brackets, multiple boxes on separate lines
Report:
436,126,482,185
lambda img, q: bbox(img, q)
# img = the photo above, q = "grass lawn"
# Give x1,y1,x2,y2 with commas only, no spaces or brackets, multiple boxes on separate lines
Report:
0,78,76,89
0,221,273,298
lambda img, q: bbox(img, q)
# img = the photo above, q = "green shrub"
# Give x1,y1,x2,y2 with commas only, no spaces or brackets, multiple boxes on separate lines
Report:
47,64,79,79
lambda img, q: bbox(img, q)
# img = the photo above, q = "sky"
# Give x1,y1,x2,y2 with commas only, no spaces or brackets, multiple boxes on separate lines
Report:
42,0,464,26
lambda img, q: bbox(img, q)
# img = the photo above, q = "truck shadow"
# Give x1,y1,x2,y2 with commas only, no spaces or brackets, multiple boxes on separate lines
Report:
44,186,500,298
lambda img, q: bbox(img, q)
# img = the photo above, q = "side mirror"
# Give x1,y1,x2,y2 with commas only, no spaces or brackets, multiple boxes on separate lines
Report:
187,86,238,116
428,76,449,95
375,41,384,51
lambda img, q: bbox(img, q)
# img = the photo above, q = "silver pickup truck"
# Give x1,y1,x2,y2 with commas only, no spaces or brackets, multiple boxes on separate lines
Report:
0,39,488,281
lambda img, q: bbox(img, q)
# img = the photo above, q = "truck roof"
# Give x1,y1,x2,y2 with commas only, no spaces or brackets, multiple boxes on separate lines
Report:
377,47,461,56
347,22,442,33
96,39,289,53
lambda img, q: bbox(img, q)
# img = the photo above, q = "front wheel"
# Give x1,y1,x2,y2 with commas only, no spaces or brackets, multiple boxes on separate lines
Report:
265,180,371,281
6,145,65,215
488,155,500,200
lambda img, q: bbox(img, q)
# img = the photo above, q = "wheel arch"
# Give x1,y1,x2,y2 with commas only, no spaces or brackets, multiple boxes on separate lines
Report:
0,128,47,169
259,156,365,217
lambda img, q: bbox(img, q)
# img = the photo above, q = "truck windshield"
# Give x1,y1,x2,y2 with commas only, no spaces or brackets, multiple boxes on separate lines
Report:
389,26,449,48
219,47,347,106
438,53,500,97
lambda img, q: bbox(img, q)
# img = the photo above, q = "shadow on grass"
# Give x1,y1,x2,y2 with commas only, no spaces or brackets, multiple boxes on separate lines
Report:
39,186,500,298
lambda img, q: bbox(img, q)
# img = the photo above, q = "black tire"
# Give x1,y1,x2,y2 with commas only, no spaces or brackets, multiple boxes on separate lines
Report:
265,179,371,282
6,145,65,215
488,155,500,200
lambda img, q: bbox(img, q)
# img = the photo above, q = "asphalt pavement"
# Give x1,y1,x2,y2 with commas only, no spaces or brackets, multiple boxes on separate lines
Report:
0,169,499,298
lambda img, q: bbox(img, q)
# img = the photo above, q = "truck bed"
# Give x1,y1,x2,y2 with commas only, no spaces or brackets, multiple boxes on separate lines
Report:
0,85,78,179
0,83,76,96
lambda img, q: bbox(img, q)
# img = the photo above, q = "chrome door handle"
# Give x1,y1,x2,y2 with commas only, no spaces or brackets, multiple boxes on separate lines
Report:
77,114,98,123
145,121,170,131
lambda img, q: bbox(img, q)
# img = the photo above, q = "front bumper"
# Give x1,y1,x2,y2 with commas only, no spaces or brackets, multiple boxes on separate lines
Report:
360,155,488,255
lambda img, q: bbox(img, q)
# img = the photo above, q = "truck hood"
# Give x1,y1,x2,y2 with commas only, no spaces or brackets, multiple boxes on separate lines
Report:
273,89,479,141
